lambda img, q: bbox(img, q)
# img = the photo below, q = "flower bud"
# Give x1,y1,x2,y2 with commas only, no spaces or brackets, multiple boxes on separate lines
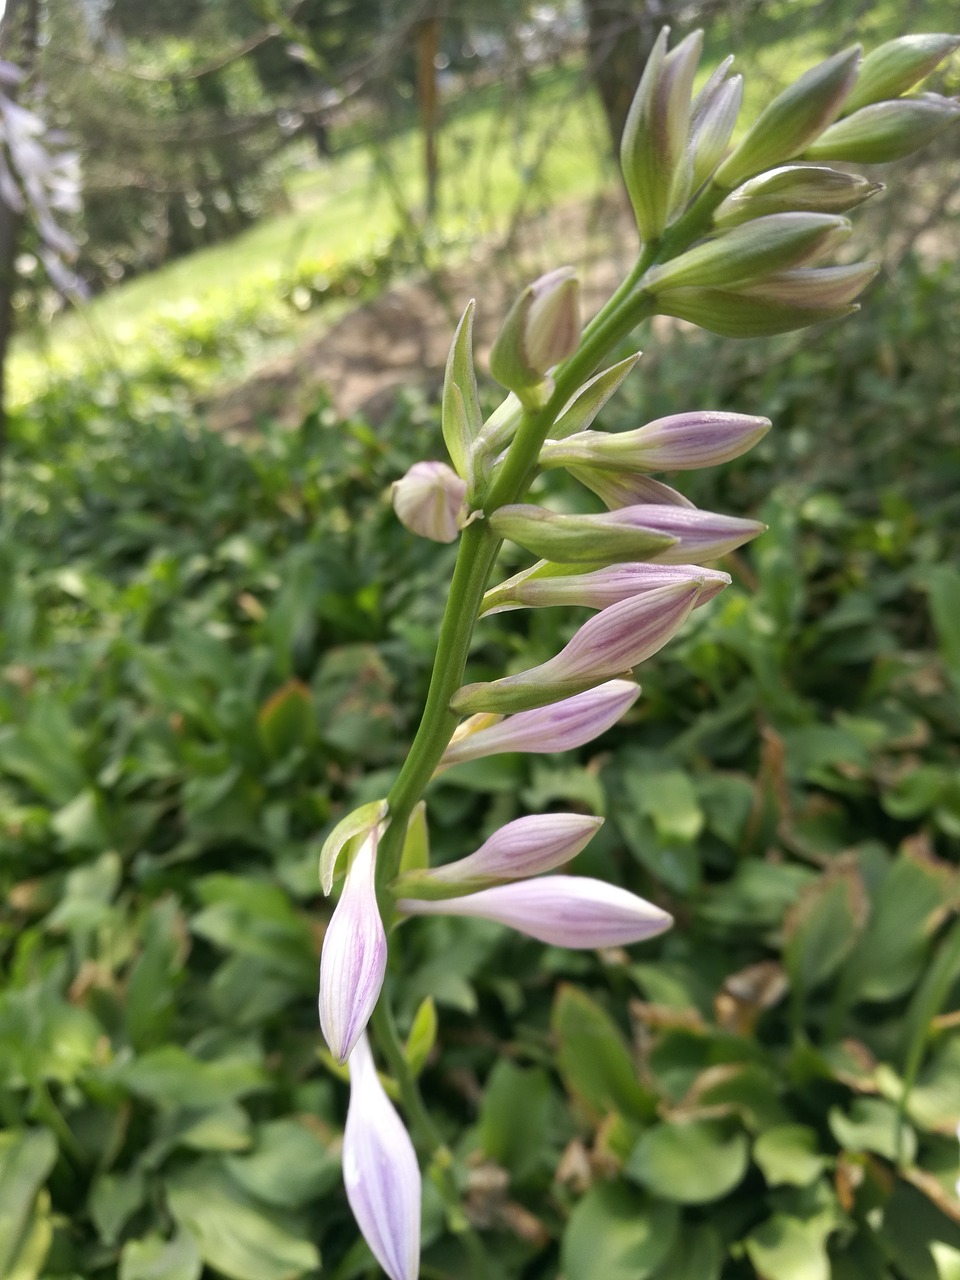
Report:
440,680,640,767
490,502,677,565
483,561,730,615
319,830,386,1064
394,813,603,899
569,468,695,511
621,28,704,241
442,300,483,484
392,461,469,544
715,46,862,188
319,798,388,895
714,165,883,227
452,581,703,714
805,94,960,164
842,34,960,116
551,352,641,440
643,213,853,293
540,411,770,473
398,876,673,949
344,1033,421,1280
489,267,580,399
687,62,744,194
738,262,880,308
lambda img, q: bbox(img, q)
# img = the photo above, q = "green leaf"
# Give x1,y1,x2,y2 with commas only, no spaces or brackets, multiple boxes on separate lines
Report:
649,1224,723,1280
404,996,437,1078
561,1182,679,1280
224,1119,340,1208
829,1098,917,1163
167,1160,320,1280
120,1231,202,1280
0,1129,57,1278
117,1045,268,1109
478,1061,552,1184
257,681,315,761
784,862,867,995
629,769,704,843
625,1119,749,1204
754,1124,827,1186
745,1210,835,1280
552,985,657,1123
398,801,429,877
90,1169,147,1246
928,565,960,690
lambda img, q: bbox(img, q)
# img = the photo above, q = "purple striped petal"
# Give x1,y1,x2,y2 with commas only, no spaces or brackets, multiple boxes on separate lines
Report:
484,561,730,614
541,412,770,472
399,876,673,948
344,1033,422,1280
319,831,386,1064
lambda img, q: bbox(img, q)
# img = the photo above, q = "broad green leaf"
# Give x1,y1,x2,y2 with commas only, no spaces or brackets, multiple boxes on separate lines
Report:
698,861,816,930
0,1129,57,1278
90,1169,147,1245
552,985,657,1123
649,1224,723,1280
225,1119,340,1208
745,1210,835,1280
625,1119,749,1204
829,1098,917,1163
754,1124,827,1186
120,1231,202,1280
117,1045,268,1109
784,862,867,995
257,680,315,761
628,769,704,843
478,1061,552,1184
561,1182,679,1280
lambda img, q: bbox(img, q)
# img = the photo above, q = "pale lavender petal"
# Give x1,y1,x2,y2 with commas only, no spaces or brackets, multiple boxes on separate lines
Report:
319,831,386,1064
399,876,673,948
441,680,640,767
614,504,765,563
392,461,468,543
541,412,770,472
424,813,603,885
569,468,696,510
344,1033,422,1280
485,561,730,613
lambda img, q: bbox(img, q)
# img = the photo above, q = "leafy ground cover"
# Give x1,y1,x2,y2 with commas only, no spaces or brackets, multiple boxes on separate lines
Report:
1,252,958,1279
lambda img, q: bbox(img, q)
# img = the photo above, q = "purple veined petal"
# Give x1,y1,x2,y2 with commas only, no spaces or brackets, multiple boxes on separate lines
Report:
344,1033,422,1280
417,813,603,889
319,831,387,1064
569,467,696,510
440,680,640,768
540,412,770,473
483,560,730,615
392,460,468,544
611,504,765,564
399,876,673,949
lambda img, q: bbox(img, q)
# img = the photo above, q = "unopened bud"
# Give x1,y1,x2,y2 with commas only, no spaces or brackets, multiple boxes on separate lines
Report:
687,68,744,195
490,503,677,564
621,27,704,241
805,94,960,164
842,34,960,116
714,165,882,227
392,461,469,544
657,283,861,337
715,46,861,188
442,300,483,484
644,213,852,293
489,267,580,399
482,560,730,615
541,411,770,473
738,262,879,308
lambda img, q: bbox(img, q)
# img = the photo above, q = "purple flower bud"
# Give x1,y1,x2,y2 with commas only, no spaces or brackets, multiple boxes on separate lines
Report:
398,876,673,949
344,1033,421,1280
490,267,581,398
319,830,387,1064
392,461,469,544
451,581,703,714
440,680,640,767
483,561,730,615
397,813,603,898
569,468,695,511
540,412,770,473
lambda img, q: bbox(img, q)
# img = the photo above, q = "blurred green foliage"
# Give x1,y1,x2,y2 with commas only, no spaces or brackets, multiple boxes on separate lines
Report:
1,256,959,1279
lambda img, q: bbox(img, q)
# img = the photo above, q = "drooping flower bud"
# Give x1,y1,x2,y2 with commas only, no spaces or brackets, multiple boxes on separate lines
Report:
804,94,960,164
394,813,603,899
550,353,641,440
568,468,695,511
319,830,387,1064
715,46,862,188
392,461,469,544
540,411,770,473
490,502,764,567
398,876,673,949
621,27,704,241
482,560,730,615
439,680,640,768
319,798,388,895
343,1033,421,1280
489,267,581,402
451,581,704,714
442,299,483,485
841,34,960,116
713,166,883,227
643,212,852,294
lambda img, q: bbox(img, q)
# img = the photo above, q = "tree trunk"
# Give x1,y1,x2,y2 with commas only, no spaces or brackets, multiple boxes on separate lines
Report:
415,16,442,220
583,0,663,157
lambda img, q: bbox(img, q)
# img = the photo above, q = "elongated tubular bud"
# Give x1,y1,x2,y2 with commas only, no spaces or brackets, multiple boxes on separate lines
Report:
398,876,673,949
569,468,695,511
482,561,730,615
550,353,641,440
452,581,703,714
688,69,744,193
658,285,862,337
643,213,853,293
319,831,387,1064
540,412,770,473
440,680,640,767
491,503,764,567
841,34,960,116
713,166,883,227
344,1034,421,1280
715,46,862,188
489,267,581,396
737,262,880,308
394,813,604,899
805,94,960,164
392,461,469,544
442,300,483,484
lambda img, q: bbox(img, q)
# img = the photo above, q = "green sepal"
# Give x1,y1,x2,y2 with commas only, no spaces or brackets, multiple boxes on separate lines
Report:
442,300,482,483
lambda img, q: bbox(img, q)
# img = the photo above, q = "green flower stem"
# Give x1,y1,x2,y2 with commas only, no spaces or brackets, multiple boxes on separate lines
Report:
370,998,491,1279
